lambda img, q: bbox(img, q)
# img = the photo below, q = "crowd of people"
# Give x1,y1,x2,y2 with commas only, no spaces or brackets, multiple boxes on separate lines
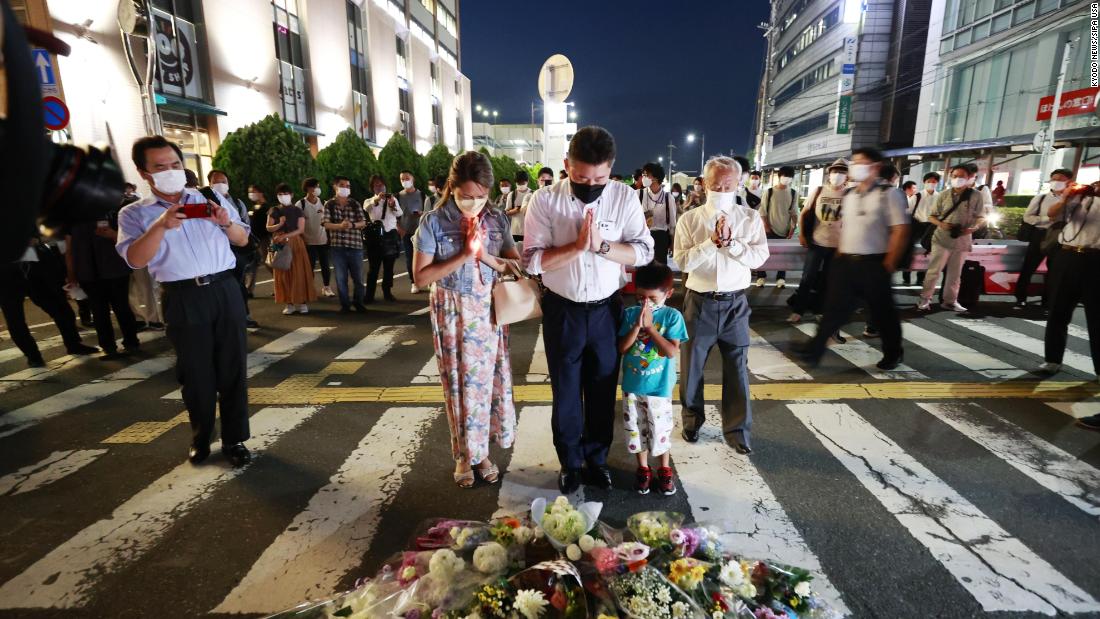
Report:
3,128,1097,496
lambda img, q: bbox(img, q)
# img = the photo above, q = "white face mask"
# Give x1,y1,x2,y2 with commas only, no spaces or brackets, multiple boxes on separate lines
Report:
500,186,511,195
848,164,872,182
277,194,293,206
150,169,187,195
401,179,414,190
311,187,322,197
671,191,681,198
641,176,652,187
708,190,736,213
455,196,488,217
517,183,528,191
779,176,793,186
951,177,969,189
829,173,847,187
750,178,761,188
428,185,437,193
248,192,262,202
924,182,937,192
336,187,351,198
1050,180,1067,192
211,182,229,196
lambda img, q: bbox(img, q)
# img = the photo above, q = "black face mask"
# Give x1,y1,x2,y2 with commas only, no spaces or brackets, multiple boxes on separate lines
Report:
570,181,607,204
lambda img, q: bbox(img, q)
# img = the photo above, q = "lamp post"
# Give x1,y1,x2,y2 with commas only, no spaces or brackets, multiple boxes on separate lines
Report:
687,133,705,172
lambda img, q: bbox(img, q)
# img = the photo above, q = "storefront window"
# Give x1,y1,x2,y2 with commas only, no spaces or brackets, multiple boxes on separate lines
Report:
162,110,213,181
272,0,313,127
151,0,210,102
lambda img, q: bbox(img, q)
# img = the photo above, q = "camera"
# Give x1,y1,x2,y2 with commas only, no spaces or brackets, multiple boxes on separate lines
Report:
948,224,964,239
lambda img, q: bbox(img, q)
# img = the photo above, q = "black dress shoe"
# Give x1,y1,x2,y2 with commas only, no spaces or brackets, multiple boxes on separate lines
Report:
586,465,613,490
339,305,352,314
353,303,368,313
223,443,251,467
681,428,699,443
246,319,260,328
100,350,125,361
384,293,397,302
26,356,46,369
733,442,753,455
67,343,99,356
876,352,904,371
188,443,210,464
558,468,581,494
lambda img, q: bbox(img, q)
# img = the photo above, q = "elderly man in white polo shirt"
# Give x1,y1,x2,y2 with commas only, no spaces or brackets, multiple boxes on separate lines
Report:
674,156,769,454
524,126,654,494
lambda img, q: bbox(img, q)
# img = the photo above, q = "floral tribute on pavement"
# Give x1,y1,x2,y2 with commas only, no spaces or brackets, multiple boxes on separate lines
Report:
267,497,841,619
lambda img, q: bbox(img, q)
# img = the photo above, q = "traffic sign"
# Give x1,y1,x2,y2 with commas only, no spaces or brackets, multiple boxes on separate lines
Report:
42,96,70,131
32,48,59,96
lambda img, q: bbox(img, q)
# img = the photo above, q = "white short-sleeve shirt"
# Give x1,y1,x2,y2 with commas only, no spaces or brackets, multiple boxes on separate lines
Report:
838,182,909,255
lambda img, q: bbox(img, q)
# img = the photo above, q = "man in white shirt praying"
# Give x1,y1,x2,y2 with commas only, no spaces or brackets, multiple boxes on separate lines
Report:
673,156,769,454
524,126,655,494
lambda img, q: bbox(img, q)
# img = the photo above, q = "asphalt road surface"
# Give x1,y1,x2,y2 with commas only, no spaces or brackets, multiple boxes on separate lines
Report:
0,268,1098,619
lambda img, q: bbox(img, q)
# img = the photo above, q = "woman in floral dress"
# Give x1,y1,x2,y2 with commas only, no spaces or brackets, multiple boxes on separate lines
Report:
412,151,519,488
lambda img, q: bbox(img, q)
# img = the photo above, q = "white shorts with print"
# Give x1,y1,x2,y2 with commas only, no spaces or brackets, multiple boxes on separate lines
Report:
623,393,675,457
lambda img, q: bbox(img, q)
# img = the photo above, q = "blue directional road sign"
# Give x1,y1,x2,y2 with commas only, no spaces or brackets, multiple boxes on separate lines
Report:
33,48,59,96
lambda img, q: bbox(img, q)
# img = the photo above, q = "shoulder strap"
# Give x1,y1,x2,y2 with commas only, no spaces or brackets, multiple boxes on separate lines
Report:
664,192,671,224
790,188,797,204
766,187,773,207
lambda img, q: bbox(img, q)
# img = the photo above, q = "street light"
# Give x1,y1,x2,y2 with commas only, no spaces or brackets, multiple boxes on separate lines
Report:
493,110,499,118
569,110,577,120
686,133,695,143
687,132,705,173
475,104,482,112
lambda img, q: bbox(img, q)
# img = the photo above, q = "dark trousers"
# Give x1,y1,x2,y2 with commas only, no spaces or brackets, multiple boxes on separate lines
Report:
163,275,249,447
810,255,903,361
402,234,415,280
756,231,787,279
245,238,267,295
542,292,623,469
82,275,140,352
1044,250,1100,374
651,230,671,264
1016,231,1049,303
679,290,753,445
788,245,835,314
307,244,331,287
231,250,255,318
331,247,365,307
366,250,396,301
902,222,931,286
0,261,84,361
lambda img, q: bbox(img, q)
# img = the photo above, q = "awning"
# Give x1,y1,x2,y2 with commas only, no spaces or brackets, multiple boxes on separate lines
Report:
882,126,1100,158
156,93,227,117
286,122,324,137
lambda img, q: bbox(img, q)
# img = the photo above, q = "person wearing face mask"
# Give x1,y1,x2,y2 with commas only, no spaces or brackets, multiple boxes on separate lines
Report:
298,177,333,298
396,170,427,294
412,151,520,489
756,166,798,288
795,147,910,371
632,168,645,191
1016,169,1072,309
504,170,533,248
683,176,707,210
674,156,768,455
365,175,403,303
115,135,253,467
524,126,655,493
638,162,676,264
267,183,316,315
744,171,763,209
732,155,751,206
671,183,685,212
323,177,368,313
917,164,985,312
244,185,269,298
204,170,259,328
901,172,940,287
787,159,848,325
537,166,555,189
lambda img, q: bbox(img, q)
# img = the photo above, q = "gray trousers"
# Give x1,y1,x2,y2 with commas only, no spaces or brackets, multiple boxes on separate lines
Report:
679,290,753,445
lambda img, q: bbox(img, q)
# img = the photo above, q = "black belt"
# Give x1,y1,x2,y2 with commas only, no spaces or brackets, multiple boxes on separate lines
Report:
545,291,616,308
161,269,234,290
840,253,886,261
691,289,745,300
1061,244,1100,254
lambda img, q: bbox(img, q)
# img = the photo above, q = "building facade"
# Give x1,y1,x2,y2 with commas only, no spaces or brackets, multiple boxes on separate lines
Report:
471,122,544,165
25,0,472,184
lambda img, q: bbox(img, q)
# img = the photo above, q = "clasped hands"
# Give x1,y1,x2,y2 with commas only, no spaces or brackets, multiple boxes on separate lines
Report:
573,210,605,253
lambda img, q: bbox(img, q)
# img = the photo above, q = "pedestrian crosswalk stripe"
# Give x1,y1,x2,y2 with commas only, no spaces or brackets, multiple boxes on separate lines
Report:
675,406,849,616
1026,319,1090,342
788,402,1100,614
0,329,94,365
951,319,1096,376
901,323,1027,379
212,406,436,615
0,354,177,440
494,406,583,519
335,325,415,360
0,330,164,396
792,324,926,380
411,351,439,384
0,449,108,497
0,406,320,610
525,325,548,383
917,402,1100,517
1045,402,1100,419
748,329,812,381
162,327,334,400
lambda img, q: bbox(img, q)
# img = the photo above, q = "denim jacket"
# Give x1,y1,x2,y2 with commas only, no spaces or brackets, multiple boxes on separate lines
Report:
414,199,515,294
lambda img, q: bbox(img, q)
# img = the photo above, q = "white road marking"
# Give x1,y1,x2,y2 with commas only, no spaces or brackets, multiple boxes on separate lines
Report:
1045,402,1100,420
0,450,108,497
748,329,812,381
789,402,1100,615
793,324,926,380
212,407,436,614
901,323,1027,379
335,325,414,360
675,406,849,615
411,353,439,384
917,402,1100,518
525,324,548,383
162,327,333,399
0,406,319,609
1026,319,1090,342
951,319,1095,376
0,355,177,440
0,331,164,396
0,321,57,339
0,329,95,364
494,406,583,518
408,306,431,316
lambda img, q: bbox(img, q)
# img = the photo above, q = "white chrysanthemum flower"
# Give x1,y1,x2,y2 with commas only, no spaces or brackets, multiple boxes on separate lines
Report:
473,542,508,573
513,589,549,619
428,548,464,578
578,534,595,553
719,562,744,587
738,582,757,599
656,586,672,605
794,581,811,597
671,601,690,618
513,526,533,545
566,544,582,561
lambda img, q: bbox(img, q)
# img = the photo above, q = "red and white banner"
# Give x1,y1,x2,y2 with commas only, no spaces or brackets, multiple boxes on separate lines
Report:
1036,86,1100,121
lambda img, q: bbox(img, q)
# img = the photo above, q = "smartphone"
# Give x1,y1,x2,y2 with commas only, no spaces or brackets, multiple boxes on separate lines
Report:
181,202,211,219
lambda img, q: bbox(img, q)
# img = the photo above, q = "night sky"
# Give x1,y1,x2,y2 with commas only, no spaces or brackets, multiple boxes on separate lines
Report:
458,1,771,176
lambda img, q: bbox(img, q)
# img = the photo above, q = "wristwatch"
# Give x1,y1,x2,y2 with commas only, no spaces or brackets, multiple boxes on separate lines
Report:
596,241,611,255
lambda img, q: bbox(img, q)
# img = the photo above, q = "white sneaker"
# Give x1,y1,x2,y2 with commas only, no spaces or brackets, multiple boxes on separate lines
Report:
755,277,766,288
776,278,787,289
411,284,420,294
941,302,967,312
916,299,931,311
322,286,335,297
298,304,309,314
282,305,296,315
1036,362,1062,375
786,312,802,324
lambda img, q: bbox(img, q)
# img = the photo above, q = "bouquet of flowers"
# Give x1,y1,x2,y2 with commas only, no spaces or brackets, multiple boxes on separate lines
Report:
625,512,685,557
530,496,602,551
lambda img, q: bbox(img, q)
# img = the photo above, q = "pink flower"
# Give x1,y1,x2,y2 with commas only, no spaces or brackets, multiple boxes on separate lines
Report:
590,547,621,574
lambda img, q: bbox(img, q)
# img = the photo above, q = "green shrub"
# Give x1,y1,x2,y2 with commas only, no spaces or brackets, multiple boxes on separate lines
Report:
423,143,454,188
211,114,316,203
314,128,380,202
378,133,426,195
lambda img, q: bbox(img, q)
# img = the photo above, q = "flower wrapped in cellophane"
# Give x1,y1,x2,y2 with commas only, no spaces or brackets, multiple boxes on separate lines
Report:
530,496,603,551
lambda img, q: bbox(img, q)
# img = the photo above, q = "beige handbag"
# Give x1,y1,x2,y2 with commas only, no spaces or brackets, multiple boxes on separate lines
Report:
492,260,542,326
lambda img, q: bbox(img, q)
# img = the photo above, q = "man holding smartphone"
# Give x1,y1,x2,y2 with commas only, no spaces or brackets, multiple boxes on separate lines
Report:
116,135,253,467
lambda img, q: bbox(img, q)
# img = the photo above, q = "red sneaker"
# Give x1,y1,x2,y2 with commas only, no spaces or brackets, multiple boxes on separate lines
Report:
635,466,652,495
656,466,677,496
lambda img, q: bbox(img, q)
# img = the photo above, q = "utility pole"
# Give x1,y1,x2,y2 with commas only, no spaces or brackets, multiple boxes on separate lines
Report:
700,134,706,172
667,141,677,180
1038,38,1076,186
